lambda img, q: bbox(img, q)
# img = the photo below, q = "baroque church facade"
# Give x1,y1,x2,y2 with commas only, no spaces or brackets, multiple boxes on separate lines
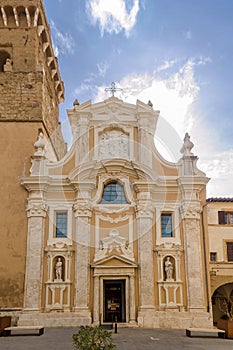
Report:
1,0,232,329
19,97,212,328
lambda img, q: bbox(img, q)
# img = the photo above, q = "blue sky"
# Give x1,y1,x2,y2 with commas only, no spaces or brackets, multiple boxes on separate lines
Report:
43,0,233,197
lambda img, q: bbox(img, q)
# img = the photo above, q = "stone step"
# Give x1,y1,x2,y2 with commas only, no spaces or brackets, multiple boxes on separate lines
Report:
18,312,92,327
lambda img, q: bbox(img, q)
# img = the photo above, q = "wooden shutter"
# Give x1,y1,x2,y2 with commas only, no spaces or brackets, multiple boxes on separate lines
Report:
227,242,233,262
218,211,225,224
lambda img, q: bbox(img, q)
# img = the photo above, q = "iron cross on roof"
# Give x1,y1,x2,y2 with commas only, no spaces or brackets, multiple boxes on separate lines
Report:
105,82,122,97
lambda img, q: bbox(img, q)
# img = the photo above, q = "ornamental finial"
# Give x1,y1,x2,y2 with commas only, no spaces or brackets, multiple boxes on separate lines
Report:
34,132,45,156
180,132,194,156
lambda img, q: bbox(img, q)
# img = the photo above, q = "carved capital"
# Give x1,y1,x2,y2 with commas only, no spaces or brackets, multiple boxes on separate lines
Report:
135,204,154,219
180,205,201,220
73,204,92,217
26,202,48,217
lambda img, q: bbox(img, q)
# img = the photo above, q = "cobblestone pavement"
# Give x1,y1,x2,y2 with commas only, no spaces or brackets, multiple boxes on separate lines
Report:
1,327,233,350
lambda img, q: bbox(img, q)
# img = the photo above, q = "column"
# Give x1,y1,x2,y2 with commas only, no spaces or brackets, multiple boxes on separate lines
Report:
73,205,91,315
181,204,206,311
93,275,100,325
136,203,154,310
24,202,47,311
129,275,136,323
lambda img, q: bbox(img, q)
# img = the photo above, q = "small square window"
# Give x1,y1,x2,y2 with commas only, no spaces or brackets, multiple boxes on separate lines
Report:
55,212,67,238
210,252,217,262
161,213,173,237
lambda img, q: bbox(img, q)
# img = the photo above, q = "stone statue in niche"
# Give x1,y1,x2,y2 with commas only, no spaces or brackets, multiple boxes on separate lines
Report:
55,257,63,281
165,256,174,281
98,129,129,159
3,58,13,72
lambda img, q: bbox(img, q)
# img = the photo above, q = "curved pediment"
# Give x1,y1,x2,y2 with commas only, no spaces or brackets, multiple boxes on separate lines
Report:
68,159,157,182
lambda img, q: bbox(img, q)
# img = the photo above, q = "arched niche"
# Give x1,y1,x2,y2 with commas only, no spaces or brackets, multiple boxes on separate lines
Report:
0,50,11,72
163,255,176,281
53,255,65,282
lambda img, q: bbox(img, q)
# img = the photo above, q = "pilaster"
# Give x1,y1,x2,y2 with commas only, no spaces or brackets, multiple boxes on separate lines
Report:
129,274,136,323
136,201,155,310
24,201,47,311
93,275,100,325
73,204,92,316
180,202,206,311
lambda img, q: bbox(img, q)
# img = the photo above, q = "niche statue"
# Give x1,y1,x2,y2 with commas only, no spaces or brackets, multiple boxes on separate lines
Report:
55,257,63,281
165,256,174,281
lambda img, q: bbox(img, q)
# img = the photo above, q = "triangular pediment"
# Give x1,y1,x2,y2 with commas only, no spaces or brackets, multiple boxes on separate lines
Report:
91,254,138,268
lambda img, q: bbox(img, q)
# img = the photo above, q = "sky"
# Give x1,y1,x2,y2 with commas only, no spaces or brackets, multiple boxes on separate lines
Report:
43,0,233,198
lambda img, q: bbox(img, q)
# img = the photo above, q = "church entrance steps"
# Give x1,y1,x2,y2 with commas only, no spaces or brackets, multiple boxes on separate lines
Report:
18,312,92,328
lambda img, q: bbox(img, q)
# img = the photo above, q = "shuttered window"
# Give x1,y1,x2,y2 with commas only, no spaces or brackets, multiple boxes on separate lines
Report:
227,242,233,262
218,211,225,224
218,211,233,225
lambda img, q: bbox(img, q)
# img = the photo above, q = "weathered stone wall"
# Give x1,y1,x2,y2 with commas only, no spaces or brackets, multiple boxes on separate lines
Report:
0,71,43,121
0,2,66,158
0,0,66,308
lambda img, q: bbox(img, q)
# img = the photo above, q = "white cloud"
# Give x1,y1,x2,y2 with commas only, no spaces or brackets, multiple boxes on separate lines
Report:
196,56,212,66
95,59,198,141
86,0,140,37
156,60,175,72
199,150,233,197
50,20,75,56
74,83,93,96
97,61,109,77
93,59,233,197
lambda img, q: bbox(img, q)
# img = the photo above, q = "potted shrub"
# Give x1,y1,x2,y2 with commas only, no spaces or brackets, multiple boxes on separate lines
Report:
72,325,116,350
216,295,233,338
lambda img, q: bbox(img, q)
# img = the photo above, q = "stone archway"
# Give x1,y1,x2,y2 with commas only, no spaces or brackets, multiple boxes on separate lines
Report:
212,283,233,325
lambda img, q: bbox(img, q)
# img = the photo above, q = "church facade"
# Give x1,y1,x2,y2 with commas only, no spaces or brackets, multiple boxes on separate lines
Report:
1,0,233,330
19,96,212,328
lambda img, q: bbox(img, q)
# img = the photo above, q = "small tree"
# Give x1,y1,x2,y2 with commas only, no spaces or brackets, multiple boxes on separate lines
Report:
72,326,116,350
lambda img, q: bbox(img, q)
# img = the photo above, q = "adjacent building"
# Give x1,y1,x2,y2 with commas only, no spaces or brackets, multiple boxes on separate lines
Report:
207,198,233,324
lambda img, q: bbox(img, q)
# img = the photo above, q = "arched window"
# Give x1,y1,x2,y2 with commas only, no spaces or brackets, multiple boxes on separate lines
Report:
101,181,127,204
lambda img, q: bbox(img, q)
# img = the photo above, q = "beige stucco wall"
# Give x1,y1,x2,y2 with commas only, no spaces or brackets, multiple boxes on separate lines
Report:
0,122,42,307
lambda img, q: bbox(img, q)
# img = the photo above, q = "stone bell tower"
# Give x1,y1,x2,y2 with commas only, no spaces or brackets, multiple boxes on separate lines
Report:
0,0,66,309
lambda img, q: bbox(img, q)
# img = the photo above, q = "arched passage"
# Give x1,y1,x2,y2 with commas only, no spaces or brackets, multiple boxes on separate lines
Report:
212,283,233,325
